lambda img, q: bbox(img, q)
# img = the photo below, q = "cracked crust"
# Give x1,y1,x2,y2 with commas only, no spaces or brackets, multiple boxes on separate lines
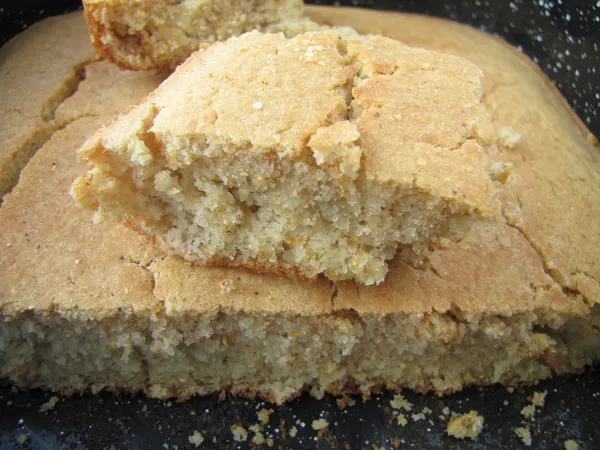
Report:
0,12,98,200
73,30,500,284
304,5,600,310
0,8,599,403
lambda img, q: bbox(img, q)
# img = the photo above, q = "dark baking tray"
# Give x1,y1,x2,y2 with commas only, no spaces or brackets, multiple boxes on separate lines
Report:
0,1,599,448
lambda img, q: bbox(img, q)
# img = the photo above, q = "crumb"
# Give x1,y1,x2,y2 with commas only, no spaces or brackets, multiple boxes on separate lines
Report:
531,391,547,407
266,437,274,447
390,437,401,449
336,395,355,409
498,126,521,149
515,427,532,446
422,407,432,415
446,410,485,440
188,431,204,447
521,404,536,419
249,424,265,445
564,439,579,450
39,396,59,412
311,418,329,431
397,414,408,426
442,406,450,416
258,407,274,424
503,400,509,406
390,394,413,411
162,444,169,449
289,425,298,437
231,424,248,442
506,387,515,393
411,413,426,422
487,161,513,183
588,134,598,146
15,434,28,445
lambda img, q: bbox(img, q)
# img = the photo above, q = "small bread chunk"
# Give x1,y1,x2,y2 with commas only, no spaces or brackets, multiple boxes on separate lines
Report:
72,31,500,285
83,0,310,70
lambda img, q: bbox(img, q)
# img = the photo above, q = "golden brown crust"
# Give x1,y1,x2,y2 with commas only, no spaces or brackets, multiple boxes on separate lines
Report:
206,255,318,284
306,5,600,313
0,12,97,199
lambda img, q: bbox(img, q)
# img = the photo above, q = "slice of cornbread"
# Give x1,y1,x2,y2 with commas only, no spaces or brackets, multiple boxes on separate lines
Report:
1,8,598,405
83,0,308,70
72,31,500,285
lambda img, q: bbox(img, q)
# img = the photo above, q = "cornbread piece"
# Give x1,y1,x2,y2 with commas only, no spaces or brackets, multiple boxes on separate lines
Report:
84,0,307,70
72,31,500,285
0,12,97,200
1,9,600,404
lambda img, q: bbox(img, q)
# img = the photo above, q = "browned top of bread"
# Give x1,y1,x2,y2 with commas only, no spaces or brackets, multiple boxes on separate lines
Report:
0,12,97,198
0,9,598,323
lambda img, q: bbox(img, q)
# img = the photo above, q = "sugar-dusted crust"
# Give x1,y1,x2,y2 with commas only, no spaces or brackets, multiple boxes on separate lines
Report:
0,9,599,403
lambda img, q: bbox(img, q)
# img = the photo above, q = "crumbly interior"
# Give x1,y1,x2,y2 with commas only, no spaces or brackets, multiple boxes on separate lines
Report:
2,305,598,404
86,0,305,69
81,135,475,285
74,32,499,285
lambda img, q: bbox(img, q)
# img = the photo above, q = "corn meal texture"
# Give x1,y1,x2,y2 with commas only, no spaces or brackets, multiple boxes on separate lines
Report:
0,12,97,200
1,9,599,404
84,0,308,70
73,31,500,285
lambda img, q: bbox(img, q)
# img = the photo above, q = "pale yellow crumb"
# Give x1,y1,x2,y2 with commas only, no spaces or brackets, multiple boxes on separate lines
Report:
411,412,426,422
397,414,408,426
390,394,413,411
311,418,329,431
515,427,532,446
446,411,485,440
249,424,265,445
531,391,547,407
498,126,522,149
188,431,204,447
564,439,579,450
231,424,248,442
521,404,536,419
257,407,274,425
39,396,59,412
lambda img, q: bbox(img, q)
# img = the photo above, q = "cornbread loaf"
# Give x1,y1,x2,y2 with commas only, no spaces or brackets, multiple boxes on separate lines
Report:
72,31,501,285
1,8,599,404
84,0,321,70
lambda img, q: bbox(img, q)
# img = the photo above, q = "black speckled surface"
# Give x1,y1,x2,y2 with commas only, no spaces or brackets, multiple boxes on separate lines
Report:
1,1,599,449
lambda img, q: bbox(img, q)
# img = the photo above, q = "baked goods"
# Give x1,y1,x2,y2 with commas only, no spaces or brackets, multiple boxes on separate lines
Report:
72,31,500,285
1,8,599,403
0,12,97,201
83,0,310,70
